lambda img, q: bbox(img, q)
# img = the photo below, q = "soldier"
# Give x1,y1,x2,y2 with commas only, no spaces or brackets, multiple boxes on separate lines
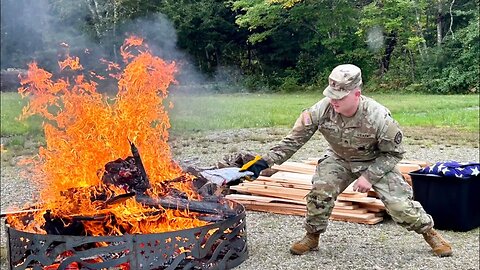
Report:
224,64,452,257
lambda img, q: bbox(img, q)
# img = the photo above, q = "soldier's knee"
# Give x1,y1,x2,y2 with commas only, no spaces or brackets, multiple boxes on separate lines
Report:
385,200,416,220
386,201,408,213
307,188,334,201
385,200,431,226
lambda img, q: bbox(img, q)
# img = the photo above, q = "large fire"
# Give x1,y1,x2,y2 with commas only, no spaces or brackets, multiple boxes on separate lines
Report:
7,36,208,235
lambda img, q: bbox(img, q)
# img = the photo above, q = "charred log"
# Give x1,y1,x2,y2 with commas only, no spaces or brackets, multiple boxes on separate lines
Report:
135,194,236,218
128,140,150,193
102,156,150,194
43,210,86,235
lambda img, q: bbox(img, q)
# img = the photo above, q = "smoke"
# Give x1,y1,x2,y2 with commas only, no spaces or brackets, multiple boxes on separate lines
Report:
1,0,240,93
366,26,385,53
1,0,106,71
120,14,206,89
1,0,53,68
120,13,244,93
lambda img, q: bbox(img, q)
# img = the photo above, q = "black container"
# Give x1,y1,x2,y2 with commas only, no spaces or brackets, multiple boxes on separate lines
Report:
410,170,480,231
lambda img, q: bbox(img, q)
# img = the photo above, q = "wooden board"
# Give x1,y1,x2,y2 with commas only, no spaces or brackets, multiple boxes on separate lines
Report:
254,179,312,190
226,194,306,205
226,158,426,226
397,163,422,174
272,162,316,175
229,184,308,201
265,172,313,183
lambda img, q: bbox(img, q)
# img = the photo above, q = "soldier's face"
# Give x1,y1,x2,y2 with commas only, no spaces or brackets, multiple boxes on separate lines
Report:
329,89,361,116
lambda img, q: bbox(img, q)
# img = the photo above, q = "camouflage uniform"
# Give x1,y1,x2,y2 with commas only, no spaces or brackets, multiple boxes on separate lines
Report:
263,95,433,235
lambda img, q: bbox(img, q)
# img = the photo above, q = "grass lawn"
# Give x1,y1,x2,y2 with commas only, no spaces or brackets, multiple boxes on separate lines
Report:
1,91,478,136
168,93,479,133
1,91,478,162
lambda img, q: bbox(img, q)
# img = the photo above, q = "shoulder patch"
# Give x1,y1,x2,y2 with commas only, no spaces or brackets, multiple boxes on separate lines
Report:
301,111,313,126
394,131,403,144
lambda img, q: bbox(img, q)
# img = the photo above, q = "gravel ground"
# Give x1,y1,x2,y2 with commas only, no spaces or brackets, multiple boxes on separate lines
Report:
1,127,479,269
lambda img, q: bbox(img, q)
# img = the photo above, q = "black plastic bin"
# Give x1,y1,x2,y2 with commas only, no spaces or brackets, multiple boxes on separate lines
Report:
410,170,480,231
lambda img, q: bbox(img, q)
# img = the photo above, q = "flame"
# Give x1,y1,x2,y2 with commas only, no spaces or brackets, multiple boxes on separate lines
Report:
8,36,208,235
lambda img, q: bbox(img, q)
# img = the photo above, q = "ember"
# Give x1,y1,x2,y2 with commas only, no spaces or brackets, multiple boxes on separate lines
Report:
4,36,248,269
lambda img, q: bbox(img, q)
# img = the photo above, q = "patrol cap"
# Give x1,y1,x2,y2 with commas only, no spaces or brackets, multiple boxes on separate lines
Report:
323,64,362,99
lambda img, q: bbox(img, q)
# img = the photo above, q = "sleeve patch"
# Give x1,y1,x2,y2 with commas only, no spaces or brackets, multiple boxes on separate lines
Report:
394,132,403,144
301,111,313,126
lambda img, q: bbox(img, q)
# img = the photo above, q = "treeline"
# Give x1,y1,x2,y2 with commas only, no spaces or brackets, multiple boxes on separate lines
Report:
1,0,478,94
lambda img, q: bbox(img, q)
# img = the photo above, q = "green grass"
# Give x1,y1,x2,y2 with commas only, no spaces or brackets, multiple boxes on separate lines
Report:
167,93,315,132
1,92,478,137
168,93,479,133
1,92,43,136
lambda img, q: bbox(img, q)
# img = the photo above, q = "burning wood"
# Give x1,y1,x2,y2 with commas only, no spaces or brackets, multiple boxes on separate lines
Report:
29,140,232,236
101,141,151,194
5,36,221,237
4,36,249,270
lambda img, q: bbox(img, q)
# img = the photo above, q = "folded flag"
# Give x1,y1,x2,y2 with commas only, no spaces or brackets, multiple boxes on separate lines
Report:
418,161,480,179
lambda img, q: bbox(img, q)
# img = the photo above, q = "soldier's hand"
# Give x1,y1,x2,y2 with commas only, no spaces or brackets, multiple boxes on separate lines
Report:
239,155,269,179
353,176,372,193
200,167,254,186
217,151,257,168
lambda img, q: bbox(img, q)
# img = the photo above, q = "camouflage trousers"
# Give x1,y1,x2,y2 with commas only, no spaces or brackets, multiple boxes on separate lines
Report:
304,155,433,234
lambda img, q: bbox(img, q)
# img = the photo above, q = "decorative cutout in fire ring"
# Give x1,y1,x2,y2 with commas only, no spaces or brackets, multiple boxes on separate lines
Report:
5,200,247,270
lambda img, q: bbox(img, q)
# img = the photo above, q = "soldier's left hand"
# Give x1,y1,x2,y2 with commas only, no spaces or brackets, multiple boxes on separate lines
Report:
353,175,372,193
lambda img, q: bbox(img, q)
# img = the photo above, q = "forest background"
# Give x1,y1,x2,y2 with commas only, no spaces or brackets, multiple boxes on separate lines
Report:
1,0,478,94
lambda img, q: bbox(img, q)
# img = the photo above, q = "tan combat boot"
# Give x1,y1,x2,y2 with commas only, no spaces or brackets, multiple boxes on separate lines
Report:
422,228,453,257
289,233,320,255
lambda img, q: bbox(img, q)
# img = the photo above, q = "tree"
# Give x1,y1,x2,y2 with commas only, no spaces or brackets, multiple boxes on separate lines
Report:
229,0,373,88
157,0,249,74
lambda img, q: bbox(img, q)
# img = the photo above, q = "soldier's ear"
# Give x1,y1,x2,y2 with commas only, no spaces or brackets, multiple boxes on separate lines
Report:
354,88,361,97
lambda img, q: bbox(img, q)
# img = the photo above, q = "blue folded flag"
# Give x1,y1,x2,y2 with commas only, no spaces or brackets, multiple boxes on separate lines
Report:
418,161,480,179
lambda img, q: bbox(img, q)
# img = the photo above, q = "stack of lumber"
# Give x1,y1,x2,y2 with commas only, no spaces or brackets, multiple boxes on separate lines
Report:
226,159,428,225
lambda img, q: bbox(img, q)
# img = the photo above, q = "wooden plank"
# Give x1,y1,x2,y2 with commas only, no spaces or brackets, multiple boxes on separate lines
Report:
222,156,428,226
268,172,313,183
337,195,385,209
331,208,369,214
257,175,312,186
254,179,311,190
230,196,365,213
367,190,379,198
400,160,429,167
334,204,359,210
272,162,316,174
225,194,306,205
397,163,422,174
245,204,306,216
238,201,305,210
356,202,386,211
304,158,427,168
241,203,383,225
402,174,412,186
229,185,307,201
229,197,380,217
331,210,376,220
334,201,353,206
337,192,368,198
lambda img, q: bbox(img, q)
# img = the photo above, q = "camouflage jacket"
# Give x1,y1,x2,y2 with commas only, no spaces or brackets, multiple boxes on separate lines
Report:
263,96,405,184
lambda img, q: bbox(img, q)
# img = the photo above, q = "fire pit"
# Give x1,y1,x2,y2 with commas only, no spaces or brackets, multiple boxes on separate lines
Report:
3,36,249,269
5,200,247,270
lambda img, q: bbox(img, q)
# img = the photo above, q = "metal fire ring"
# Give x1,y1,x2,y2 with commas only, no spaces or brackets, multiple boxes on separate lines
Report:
5,200,248,270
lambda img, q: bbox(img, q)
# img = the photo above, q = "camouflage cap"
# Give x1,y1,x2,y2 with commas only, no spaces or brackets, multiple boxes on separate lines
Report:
323,64,362,99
